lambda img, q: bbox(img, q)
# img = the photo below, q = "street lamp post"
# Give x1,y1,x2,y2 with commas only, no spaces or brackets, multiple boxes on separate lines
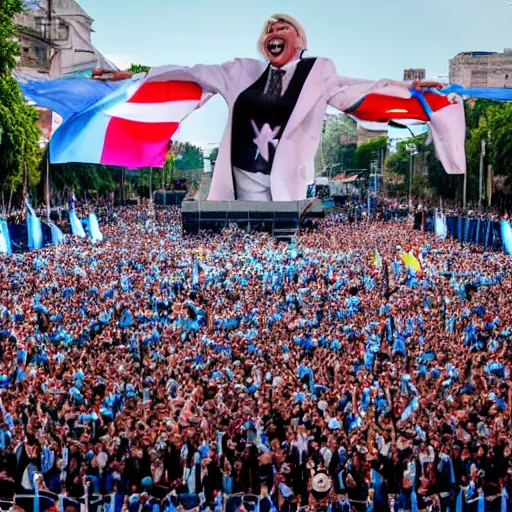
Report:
149,167,153,202
407,144,417,211
328,163,341,180
46,152,50,220
409,150,413,210
463,169,467,211
367,163,374,217
479,139,486,208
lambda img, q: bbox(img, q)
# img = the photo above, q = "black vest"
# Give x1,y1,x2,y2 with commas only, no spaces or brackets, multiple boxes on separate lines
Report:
231,58,316,175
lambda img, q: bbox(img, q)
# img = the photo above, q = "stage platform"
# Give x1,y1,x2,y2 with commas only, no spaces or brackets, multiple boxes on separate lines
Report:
154,191,187,206
181,198,324,237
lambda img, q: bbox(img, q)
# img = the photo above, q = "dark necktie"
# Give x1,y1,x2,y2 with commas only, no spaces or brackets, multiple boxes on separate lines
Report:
266,68,285,97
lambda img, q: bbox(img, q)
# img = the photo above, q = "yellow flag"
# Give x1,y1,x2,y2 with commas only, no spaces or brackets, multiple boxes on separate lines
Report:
402,252,421,272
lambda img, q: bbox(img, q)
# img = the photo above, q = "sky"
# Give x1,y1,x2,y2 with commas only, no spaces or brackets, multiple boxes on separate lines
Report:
79,0,512,147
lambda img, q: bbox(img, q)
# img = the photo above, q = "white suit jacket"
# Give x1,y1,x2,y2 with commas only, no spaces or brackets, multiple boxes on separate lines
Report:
146,58,415,201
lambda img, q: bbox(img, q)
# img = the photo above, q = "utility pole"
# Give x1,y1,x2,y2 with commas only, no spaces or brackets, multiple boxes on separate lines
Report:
23,160,28,201
149,167,153,202
47,0,52,41
46,148,51,220
409,151,413,210
407,145,416,211
374,161,378,196
120,168,125,206
367,165,371,217
463,171,467,211
487,164,493,208
380,148,384,195
479,139,486,209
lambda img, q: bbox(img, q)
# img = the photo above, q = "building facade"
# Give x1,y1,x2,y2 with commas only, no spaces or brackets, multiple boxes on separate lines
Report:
357,123,387,146
449,50,512,88
14,0,116,145
403,68,426,81
15,0,115,79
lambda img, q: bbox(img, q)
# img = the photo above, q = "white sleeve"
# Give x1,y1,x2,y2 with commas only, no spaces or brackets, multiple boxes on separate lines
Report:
327,76,413,111
321,59,412,112
144,58,245,96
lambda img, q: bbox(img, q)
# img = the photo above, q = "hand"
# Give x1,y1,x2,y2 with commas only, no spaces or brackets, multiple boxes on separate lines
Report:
92,69,134,81
411,80,445,91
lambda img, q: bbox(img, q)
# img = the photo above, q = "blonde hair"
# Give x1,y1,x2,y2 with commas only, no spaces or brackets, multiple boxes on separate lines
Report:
258,14,308,56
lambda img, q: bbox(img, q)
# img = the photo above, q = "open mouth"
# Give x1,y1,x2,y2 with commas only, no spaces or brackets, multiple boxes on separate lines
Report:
266,38,285,57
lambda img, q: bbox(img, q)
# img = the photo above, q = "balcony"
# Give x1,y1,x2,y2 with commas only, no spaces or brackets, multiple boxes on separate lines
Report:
20,53,49,70
15,14,37,30
47,27,69,42
18,19,70,43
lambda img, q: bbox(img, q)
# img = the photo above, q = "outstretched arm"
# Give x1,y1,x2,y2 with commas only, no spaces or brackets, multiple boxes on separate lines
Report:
323,59,443,112
326,73,413,112
324,66,465,176
93,59,258,97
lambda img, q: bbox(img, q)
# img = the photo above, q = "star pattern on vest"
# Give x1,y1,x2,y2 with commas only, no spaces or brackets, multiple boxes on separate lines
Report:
250,120,281,162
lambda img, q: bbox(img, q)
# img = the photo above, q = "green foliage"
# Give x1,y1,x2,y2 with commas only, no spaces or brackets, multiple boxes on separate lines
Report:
0,76,42,191
355,136,387,171
0,0,42,200
0,0,24,75
172,141,204,170
383,142,409,195
485,103,512,180
383,134,461,201
425,149,460,200
51,162,116,196
465,99,494,131
321,115,357,171
129,63,150,74
129,168,151,196
464,99,512,206
162,152,176,188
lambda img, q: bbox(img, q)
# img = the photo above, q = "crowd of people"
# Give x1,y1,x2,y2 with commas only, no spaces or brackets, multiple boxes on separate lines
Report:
0,206,511,512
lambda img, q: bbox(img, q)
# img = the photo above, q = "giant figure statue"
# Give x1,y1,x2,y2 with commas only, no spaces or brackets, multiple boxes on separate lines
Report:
22,14,466,202
95,14,449,202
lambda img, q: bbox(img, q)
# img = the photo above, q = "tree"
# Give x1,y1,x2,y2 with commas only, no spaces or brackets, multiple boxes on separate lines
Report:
383,143,409,196
129,63,151,74
425,148,460,201
321,115,357,171
210,147,218,166
163,151,176,188
383,133,461,202
0,0,23,75
485,103,512,180
131,168,152,197
355,136,387,172
0,0,41,206
172,141,204,170
50,162,116,202
464,99,512,210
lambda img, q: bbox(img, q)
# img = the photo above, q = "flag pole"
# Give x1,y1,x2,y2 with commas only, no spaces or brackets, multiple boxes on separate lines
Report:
149,167,153,203
23,159,28,203
479,139,485,209
46,143,51,220
463,170,467,211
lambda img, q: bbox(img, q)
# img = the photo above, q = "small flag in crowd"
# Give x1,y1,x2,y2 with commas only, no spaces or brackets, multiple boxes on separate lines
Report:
373,249,382,269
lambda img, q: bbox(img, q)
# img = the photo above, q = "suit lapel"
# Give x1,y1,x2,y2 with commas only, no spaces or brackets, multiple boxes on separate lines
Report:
282,58,330,138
